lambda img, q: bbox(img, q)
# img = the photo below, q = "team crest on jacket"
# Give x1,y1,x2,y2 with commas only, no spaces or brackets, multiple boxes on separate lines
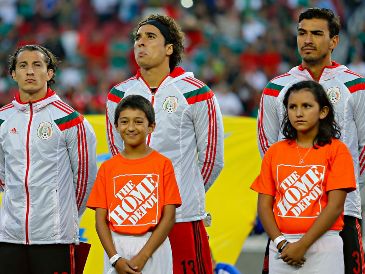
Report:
326,87,341,104
162,96,178,113
37,122,53,140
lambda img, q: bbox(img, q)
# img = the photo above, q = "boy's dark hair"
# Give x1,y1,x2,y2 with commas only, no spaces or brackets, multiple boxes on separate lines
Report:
8,44,58,86
114,95,155,126
281,80,341,147
299,8,340,38
134,14,184,71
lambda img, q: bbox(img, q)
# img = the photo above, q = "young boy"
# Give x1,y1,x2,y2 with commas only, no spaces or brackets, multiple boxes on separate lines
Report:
87,95,181,274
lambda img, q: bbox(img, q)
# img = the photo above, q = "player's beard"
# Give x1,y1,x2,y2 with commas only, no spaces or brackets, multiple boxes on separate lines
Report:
301,52,328,66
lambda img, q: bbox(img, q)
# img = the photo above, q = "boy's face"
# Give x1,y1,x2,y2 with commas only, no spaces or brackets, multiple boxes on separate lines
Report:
116,108,155,148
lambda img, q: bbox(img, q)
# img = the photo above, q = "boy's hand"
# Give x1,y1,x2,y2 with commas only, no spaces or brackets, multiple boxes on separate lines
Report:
279,242,307,267
129,252,149,272
114,258,141,274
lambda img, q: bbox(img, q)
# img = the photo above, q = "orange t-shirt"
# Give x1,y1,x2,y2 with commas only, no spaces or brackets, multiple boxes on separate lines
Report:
87,150,182,235
251,139,356,234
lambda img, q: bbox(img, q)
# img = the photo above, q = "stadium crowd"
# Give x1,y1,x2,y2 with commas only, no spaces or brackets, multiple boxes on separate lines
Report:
0,0,364,116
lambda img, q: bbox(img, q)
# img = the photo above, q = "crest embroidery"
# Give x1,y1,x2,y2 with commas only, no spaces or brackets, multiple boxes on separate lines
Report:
326,87,341,104
37,122,53,140
162,96,178,113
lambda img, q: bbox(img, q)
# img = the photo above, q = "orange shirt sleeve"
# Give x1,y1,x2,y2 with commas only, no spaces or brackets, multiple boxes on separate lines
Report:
251,145,276,196
162,159,182,208
86,163,108,210
326,141,356,192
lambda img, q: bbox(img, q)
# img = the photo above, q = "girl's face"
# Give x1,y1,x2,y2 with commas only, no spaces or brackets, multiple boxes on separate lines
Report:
287,89,328,137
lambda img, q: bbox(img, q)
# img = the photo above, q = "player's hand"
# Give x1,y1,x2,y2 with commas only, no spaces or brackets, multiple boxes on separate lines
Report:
279,242,307,267
114,258,141,274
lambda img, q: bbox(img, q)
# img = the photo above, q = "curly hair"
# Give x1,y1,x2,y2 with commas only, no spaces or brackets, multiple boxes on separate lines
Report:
134,14,184,70
281,80,341,147
299,8,340,38
8,44,58,87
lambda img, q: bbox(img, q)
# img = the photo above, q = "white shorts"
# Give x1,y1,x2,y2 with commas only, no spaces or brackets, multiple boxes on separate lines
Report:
104,231,173,274
269,231,344,274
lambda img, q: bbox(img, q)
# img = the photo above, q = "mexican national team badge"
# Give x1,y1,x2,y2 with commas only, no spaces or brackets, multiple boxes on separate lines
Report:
326,87,341,104
162,96,178,113
37,121,53,140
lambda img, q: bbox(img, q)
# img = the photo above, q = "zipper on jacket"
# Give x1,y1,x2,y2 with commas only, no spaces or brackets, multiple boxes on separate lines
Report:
147,94,155,145
24,102,33,244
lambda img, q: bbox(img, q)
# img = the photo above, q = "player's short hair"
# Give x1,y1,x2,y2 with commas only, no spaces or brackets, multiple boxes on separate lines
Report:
8,44,58,86
299,8,340,38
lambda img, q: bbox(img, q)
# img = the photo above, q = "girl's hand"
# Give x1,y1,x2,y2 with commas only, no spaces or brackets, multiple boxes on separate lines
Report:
280,242,307,267
114,258,141,274
129,253,149,272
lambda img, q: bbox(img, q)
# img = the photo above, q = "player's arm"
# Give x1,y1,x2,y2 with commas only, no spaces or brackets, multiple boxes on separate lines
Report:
65,118,97,217
257,83,281,158
352,84,365,189
106,95,124,156
0,137,4,192
95,208,140,274
193,94,224,191
280,190,346,265
130,204,176,271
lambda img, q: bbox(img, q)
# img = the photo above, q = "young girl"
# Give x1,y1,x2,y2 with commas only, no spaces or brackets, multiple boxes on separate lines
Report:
251,80,356,274
87,95,182,274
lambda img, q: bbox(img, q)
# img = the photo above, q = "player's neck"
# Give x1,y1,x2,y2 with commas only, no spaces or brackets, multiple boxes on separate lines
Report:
301,58,333,81
121,145,153,159
140,66,170,88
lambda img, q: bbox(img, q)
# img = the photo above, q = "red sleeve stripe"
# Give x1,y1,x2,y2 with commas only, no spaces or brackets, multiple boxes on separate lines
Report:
187,76,206,87
360,147,365,176
56,100,75,113
0,103,14,112
348,83,365,93
204,99,218,184
52,101,73,114
344,69,364,78
271,73,290,81
106,113,119,156
263,88,280,97
76,123,88,209
0,179,4,187
201,98,217,185
344,78,365,93
258,94,269,154
183,77,204,88
107,93,123,104
76,123,83,210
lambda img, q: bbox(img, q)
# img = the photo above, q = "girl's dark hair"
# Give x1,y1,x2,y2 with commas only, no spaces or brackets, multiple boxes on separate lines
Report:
114,95,155,126
281,80,341,147
8,44,58,87
134,14,184,71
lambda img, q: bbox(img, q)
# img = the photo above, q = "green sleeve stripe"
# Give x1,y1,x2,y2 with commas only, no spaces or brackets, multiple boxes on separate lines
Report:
183,85,211,99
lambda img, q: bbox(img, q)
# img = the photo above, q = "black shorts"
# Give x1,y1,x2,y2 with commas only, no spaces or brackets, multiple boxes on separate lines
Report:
340,216,365,274
0,242,75,274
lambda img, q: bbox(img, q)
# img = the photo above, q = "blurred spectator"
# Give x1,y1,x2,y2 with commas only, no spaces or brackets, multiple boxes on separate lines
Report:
0,1,364,116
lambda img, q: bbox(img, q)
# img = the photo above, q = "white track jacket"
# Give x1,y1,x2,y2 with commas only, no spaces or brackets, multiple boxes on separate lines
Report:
0,89,97,244
106,67,224,222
